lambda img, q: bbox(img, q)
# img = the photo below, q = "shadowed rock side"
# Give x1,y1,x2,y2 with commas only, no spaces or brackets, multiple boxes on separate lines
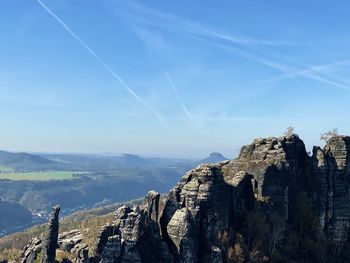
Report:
312,136,350,241
223,135,308,220
17,134,350,262
43,206,60,263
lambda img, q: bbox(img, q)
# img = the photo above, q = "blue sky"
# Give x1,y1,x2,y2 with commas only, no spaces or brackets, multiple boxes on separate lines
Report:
1,0,350,158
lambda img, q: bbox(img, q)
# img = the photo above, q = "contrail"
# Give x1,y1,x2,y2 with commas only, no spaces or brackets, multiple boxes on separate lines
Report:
119,1,297,47
262,59,350,91
164,72,195,124
301,72,350,91
119,2,350,92
263,59,350,83
122,2,350,92
37,0,165,123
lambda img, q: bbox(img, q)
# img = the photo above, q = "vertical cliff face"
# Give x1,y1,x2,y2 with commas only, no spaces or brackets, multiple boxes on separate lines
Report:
161,163,237,262
312,136,350,241
155,134,310,262
223,135,308,220
43,205,60,263
18,134,350,263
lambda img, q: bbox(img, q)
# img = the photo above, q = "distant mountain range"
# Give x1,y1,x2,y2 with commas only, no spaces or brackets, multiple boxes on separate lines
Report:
0,150,229,171
0,150,58,170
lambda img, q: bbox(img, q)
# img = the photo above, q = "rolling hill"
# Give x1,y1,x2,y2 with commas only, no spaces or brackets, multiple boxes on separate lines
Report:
0,151,59,171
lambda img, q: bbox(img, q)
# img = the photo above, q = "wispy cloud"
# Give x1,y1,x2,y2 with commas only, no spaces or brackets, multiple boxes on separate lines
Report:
37,0,165,123
111,0,298,48
301,72,350,91
110,1,305,83
190,24,301,47
164,72,195,125
112,1,350,93
191,35,301,84
167,114,269,124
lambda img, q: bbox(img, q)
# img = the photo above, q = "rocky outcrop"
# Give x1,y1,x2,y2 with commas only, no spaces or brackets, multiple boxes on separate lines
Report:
18,134,350,262
58,230,89,263
166,207,198,262
90,193,173,263
99,235,121,263
312,136,350,241
20,238,42,263
20,205,61,263
42,205,60,263
145,191,160,223
223,135,308,220
161,162,235,262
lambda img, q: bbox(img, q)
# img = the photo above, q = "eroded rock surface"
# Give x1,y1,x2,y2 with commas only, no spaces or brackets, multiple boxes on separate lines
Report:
20,238,42,263
58,229,89,263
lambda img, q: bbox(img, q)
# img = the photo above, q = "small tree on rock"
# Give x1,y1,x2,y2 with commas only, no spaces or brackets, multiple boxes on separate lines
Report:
284,127,295,137
320,129,339,143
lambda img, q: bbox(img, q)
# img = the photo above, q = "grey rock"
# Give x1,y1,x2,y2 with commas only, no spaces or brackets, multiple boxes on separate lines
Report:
119,240,140,263
167,208,197,262
58,230,89,263
20,238,42,263
223,135,308,220
145,190,160,223
92,205,145,263
42,205,60,263
313,136,350,241
21,206,61,263
161,162,242,262
100,235,121,263
58,230,83,252
93,224,115,259
118,210,145,242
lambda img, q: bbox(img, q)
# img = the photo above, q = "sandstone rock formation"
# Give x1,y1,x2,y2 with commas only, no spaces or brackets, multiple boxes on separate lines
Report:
18,134,350,262
58,229,89,263
43,205,60,263
312,136,350,241
20,205,60,263
20,238,42,263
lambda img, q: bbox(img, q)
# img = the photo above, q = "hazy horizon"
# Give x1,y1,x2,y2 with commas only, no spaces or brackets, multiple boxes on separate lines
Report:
1,0,349,157
1,147,232,160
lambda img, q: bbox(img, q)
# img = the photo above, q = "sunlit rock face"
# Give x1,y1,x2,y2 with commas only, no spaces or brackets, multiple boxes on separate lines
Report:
160,134,309,262
162,162,235,262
